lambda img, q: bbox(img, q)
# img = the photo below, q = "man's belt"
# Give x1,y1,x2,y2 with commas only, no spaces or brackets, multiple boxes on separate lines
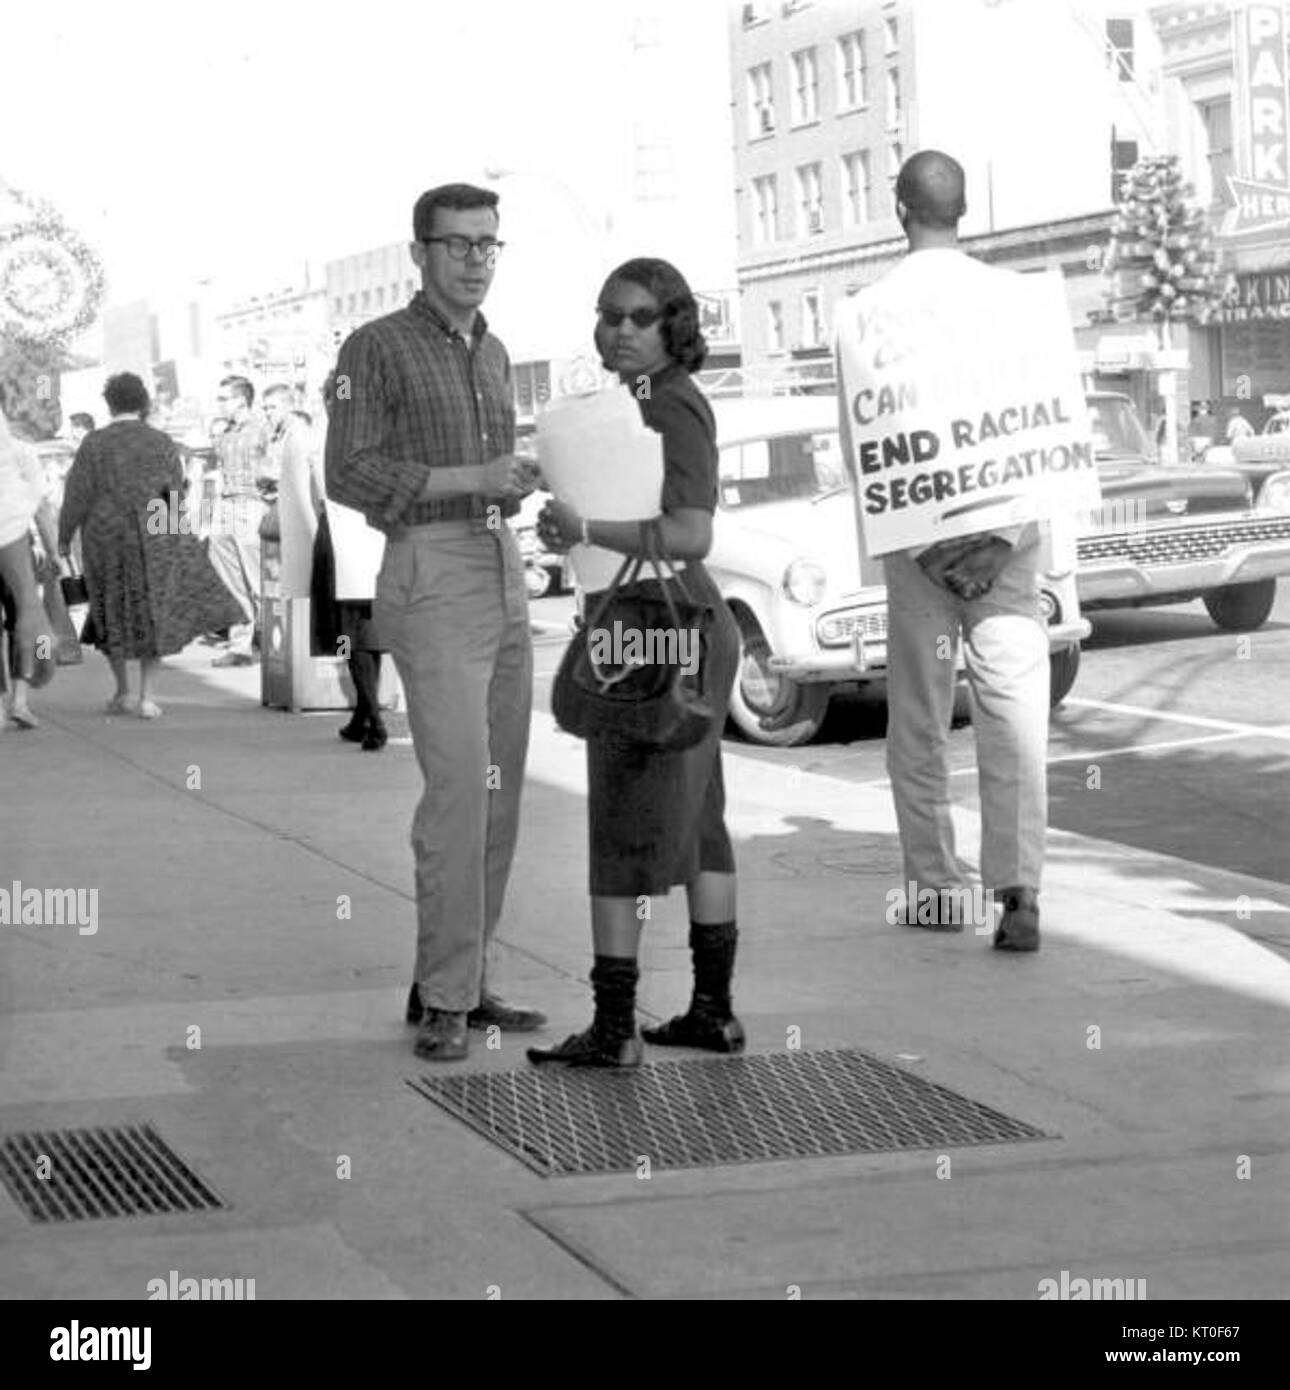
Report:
401,496,520,525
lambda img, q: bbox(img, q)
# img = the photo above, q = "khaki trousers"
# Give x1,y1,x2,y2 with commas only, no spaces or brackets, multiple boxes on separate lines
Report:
883,538,1049,894
377,520,532,1012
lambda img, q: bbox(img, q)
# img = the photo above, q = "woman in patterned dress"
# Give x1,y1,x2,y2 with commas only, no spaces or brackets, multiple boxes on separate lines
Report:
57,373,243,718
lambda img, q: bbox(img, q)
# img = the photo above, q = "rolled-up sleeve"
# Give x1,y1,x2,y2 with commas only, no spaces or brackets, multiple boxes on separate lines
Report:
324,330,429,530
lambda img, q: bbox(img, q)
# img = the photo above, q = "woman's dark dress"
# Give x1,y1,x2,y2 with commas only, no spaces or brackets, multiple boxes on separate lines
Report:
58,420,243,660
585,365,740,897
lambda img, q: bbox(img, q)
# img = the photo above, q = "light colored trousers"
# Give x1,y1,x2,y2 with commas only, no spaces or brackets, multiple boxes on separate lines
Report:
883,537,1049,894
377,520,532,1012
205,496,264,655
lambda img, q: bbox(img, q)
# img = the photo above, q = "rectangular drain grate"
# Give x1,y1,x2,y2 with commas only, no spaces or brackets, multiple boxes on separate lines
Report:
0,1124,226,1222
407,1048,1053,1177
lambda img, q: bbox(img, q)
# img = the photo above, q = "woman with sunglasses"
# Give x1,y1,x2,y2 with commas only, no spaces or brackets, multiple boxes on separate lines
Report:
528,258,743,1069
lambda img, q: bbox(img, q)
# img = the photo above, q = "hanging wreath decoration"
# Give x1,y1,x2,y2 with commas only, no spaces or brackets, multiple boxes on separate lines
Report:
0,179,107,348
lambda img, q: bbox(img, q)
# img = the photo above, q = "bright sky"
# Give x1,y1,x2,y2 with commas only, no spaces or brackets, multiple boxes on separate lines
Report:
2,0,738,320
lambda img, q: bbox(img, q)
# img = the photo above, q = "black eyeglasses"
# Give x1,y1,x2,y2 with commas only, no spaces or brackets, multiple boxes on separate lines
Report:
597,305,663,329
422,236,505,261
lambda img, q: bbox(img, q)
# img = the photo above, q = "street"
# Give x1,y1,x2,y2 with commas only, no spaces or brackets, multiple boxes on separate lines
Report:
532,584,1290,890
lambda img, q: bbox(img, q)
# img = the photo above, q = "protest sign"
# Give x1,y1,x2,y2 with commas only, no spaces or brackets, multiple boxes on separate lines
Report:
536,385,663,592
836,261,1101,557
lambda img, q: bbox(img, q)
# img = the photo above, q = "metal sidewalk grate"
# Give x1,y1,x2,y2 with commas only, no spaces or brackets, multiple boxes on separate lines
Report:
407,1048,1052,1177
0,1124,226,1222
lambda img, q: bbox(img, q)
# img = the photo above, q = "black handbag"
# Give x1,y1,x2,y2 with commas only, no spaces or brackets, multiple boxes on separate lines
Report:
60,569,89,607
552,522,716,751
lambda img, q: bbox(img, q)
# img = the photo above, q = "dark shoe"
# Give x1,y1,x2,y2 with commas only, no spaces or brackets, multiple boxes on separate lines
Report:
527,1025,642,1068
899,887,968,932
414,1007,469,1061
339,713,368,743
55,644,83,666
361,720,388,752
405,983,423,1025
468,992,547,1032
993,887,1040,952
641,1010,746,1053
211,651,255,667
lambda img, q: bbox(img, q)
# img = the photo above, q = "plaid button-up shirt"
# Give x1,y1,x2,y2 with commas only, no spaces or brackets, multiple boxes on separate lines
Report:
324,291,516,532
216,412,269,499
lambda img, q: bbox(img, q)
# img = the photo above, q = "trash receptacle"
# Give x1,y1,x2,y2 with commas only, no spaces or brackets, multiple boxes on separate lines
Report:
259,502,351,712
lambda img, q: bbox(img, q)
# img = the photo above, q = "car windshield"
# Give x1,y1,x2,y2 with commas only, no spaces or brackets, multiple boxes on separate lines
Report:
1087,396,1152,461
718,429,849,508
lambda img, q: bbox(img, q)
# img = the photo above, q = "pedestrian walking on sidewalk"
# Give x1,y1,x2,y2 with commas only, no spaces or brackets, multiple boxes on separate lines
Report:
56,373,243,719
843,151,1048,950
326,182,546,1061
206,376,272,667
309,373,388,751
0,409,53,729
527,258,743,1069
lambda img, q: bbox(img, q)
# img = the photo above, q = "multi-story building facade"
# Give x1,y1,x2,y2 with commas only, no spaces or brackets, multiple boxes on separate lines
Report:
729,0,1172,396
1153,1,1290,407
213,281,330,408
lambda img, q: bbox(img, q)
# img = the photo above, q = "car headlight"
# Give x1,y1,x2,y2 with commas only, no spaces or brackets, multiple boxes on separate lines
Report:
1255,470,1290,513
783,558,828,606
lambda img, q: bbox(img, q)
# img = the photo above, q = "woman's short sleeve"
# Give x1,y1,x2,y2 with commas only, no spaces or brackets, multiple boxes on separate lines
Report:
644,380,718,514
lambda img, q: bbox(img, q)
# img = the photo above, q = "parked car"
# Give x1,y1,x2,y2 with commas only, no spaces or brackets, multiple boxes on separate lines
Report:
511,490,571,598
1231,408,1290,466
703,396,1088,746
1078,392,1290,631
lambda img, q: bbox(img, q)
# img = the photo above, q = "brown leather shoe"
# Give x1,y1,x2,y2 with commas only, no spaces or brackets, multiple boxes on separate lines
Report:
468,992,547,1032
993,887,1040,952
414,1008,469,1061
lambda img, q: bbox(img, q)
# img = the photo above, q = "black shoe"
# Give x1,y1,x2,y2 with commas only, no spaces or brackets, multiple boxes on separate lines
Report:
641,1010,746,1053
527,1025,642,1068
993,887,1041,952
338,713,367,743
414,1008,469,1061
361,719,387,751
406,983,423,1025
468,992,547,1032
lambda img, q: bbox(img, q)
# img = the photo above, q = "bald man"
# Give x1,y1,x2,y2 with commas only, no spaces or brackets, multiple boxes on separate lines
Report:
852,150,1048,951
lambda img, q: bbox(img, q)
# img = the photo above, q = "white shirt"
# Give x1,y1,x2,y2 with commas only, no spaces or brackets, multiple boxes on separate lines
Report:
0,426,45,549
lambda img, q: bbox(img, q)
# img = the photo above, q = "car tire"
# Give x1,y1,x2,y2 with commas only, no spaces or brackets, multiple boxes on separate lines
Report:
524,564,554,599
727,610,830,747
1202,579,1276,631
1048,644,1080,707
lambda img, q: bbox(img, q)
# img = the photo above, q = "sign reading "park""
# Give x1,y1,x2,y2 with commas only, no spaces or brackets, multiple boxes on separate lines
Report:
835,262,1100,557
1224,1,1290,238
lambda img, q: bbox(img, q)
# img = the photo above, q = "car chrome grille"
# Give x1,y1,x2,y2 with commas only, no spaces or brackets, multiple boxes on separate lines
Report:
817,608,888,647
1078,516,1290,568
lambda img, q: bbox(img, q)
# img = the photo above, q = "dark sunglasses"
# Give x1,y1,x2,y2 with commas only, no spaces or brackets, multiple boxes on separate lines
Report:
597,305,663,329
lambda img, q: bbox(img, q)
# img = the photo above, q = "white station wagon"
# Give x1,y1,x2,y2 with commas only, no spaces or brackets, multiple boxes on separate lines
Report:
705,395,1089,746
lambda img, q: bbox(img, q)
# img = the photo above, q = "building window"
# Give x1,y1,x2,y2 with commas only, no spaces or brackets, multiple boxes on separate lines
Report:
752,175,779,245
795,163,823,236
361,290,371,311
801,289,823,348
767,300,784,352
513,361,552,415
375,286,385,308
888,139,904,198
1200,99,1233,204
1111,135,1138,202
405,279,415,298
346,294,356,313
391,282,400,302
837,31,866,109
883,15,898,56
790,47,819,126
741,0,771,24
333,297,343,315
842,151,870,227
747,62,775,137
886,64,901,129
1106,18,1134,81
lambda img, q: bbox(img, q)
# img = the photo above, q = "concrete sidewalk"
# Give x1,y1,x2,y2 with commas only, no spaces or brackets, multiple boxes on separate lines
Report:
1,647,1287,1299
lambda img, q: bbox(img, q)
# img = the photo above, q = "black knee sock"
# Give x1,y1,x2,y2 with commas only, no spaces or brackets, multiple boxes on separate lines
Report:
590,955,639,1041
349,651,379,723
689,920,737,1019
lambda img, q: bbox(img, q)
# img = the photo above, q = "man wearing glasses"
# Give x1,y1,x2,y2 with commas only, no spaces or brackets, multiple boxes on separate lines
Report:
326,183,545,1061
208,375,272,666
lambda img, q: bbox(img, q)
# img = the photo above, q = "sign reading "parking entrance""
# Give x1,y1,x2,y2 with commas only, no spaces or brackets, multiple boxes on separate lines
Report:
835,261,1101,557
